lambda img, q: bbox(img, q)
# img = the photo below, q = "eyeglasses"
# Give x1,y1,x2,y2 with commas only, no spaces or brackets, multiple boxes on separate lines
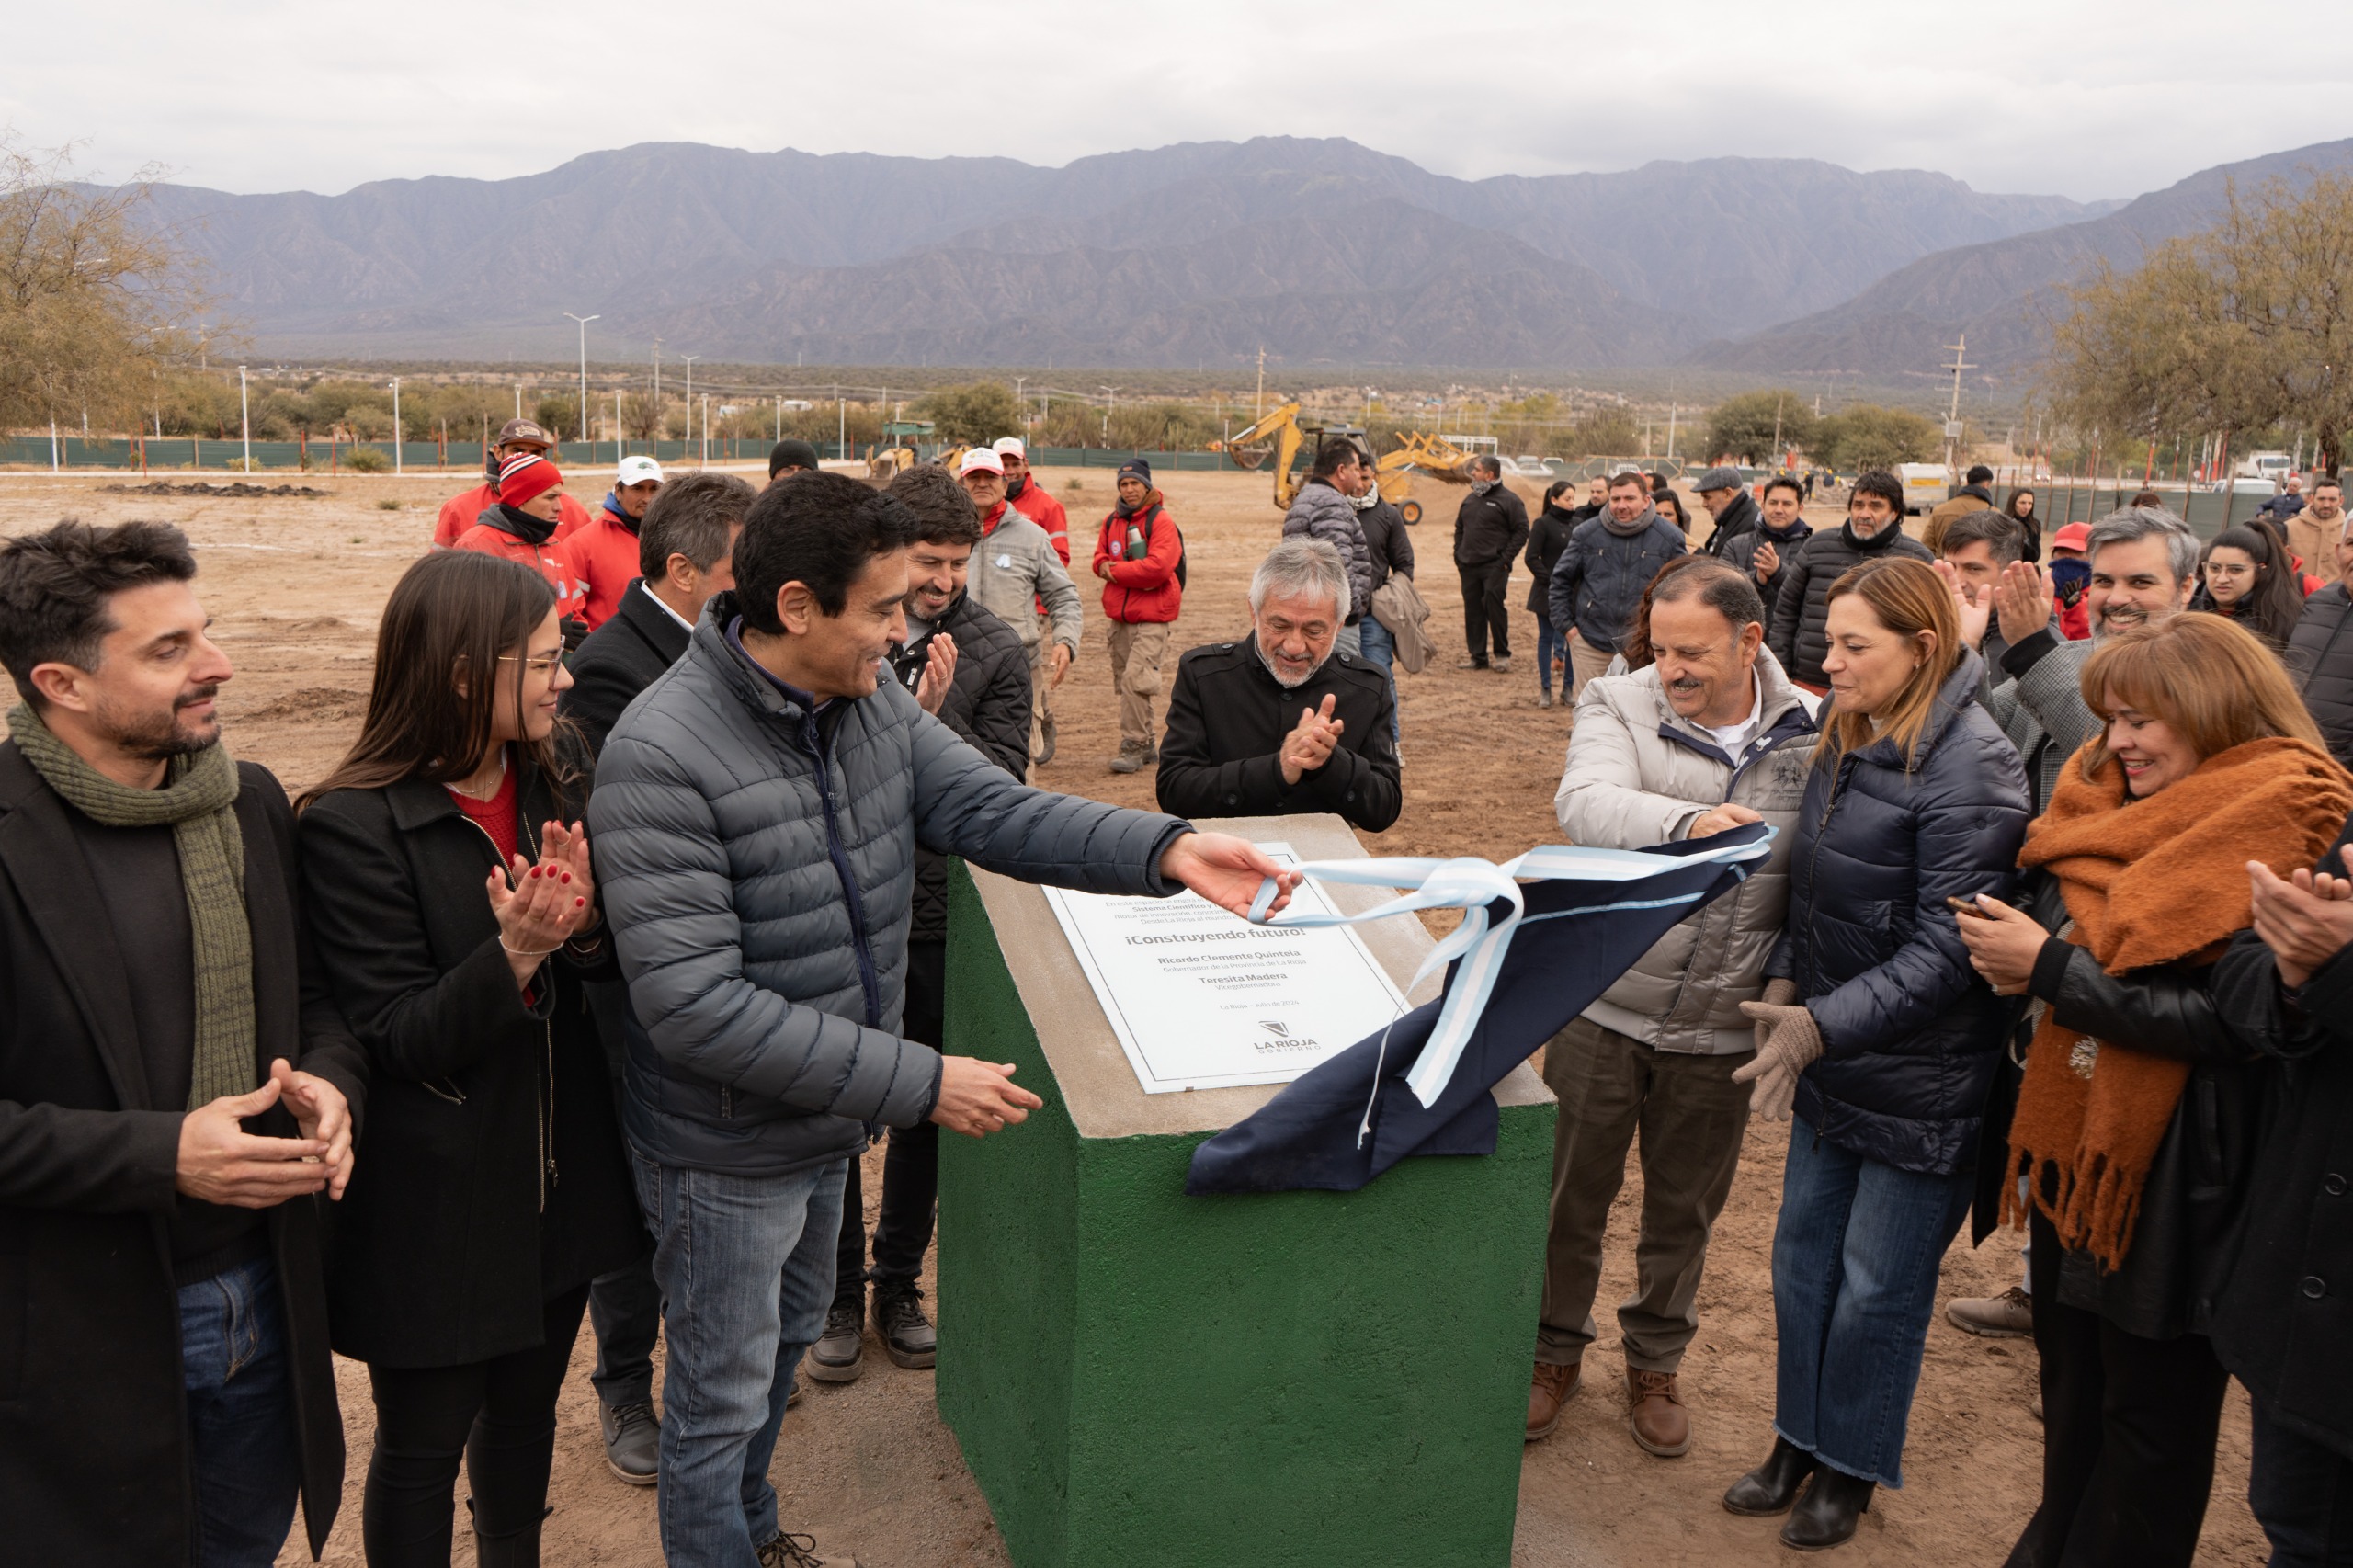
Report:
498,652,565,676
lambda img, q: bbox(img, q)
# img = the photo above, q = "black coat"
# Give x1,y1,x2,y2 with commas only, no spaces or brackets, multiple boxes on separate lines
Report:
1156,635,1402,833
1358,494,1414,592
1766,521,1935,687
565,578,692,755
2211,816,2353,1457
1968,870,2263,1339
885,588,1032,941
0,749,366,1566
1721,518,1814,627
1699,488,1761,559
1524,505,1577,615
1453,484,1530,568
2289,583,2353,769
299,749,642,1368
1771,653,2031,1175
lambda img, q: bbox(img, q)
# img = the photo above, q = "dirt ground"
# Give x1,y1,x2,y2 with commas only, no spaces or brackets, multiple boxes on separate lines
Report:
0,466,2264,1566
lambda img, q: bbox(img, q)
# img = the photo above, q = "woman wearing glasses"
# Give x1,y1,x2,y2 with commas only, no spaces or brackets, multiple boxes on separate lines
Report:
298,551,642,1567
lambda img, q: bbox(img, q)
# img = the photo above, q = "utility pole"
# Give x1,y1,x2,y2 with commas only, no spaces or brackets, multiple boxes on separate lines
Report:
700,394,710,468
652,335,663,421
1099,386,1120,446
239,366,251,472
614,390,624,458
1665,402,1678,462
514,382,522,422
390,377,403,474
836,384,845,460
1255,347,1266,419
1942,335,1974,476
775,396,782,443
682,356,699,457
1771,392,1784,468
563,312,599,442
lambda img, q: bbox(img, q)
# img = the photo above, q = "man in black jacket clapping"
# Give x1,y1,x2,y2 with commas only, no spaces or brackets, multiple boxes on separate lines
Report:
1158,539,1401,833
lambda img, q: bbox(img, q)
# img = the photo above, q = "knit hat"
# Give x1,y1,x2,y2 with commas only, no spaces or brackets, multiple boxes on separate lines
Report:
498,451,562,508
1117,457,1153,484
768,438,821,478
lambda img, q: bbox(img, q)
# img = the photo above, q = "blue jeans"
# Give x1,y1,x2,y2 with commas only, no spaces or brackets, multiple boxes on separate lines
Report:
179,1253,301,1568
2252,1398,2353,1567
634,1151,847,1568
1770,1118,1973,1487
1355,614,1401,743
1534,613,1567,696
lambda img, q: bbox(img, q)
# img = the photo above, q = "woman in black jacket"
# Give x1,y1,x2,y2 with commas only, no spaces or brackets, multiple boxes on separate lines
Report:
2217,812,2353,1566
1955,614,2352,1567
1526,481,1578,708
2004,487,2044,562
298,551,643,1568
1723,556,2030,1551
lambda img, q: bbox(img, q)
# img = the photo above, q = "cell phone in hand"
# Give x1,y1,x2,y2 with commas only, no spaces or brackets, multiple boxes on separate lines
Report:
1947,895,1988,915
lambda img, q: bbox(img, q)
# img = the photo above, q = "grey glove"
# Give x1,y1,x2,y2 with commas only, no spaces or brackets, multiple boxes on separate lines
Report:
1734,998,1823,1121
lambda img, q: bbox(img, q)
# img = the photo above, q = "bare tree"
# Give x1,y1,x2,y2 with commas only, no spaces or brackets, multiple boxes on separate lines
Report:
2048,172,2353,474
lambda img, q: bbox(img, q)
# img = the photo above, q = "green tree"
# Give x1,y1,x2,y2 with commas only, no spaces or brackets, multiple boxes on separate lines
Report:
914,381,1024,446
1571,404,1639,458
2047,172,2353,474
1704,389,1818,465
1817,404,1940,471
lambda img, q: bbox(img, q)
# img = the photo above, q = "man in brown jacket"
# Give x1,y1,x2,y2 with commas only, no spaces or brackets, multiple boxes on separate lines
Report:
1922,464,1996,554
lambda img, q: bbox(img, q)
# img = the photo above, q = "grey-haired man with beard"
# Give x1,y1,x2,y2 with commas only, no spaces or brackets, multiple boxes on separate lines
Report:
1155,538,1401,833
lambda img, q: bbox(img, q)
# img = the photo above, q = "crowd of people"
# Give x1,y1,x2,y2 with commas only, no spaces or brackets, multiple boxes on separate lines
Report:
4,432,2352,1568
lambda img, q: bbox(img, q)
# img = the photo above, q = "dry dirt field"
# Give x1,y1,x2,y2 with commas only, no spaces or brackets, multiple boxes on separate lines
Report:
0,466,2264,1566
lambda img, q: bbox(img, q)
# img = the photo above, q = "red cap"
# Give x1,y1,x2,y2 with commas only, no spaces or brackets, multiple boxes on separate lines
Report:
498,452,562,508
2052,521,2091,552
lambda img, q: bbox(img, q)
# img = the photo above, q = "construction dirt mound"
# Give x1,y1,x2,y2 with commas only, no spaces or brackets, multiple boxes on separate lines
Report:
98,481,328,497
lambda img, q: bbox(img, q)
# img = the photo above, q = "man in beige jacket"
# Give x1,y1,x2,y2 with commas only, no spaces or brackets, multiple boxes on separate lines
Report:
1529,559,1816,1458
960,447,1082,757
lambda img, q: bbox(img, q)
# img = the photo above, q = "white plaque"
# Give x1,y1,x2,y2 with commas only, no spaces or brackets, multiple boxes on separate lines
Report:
1040,842,1411,1094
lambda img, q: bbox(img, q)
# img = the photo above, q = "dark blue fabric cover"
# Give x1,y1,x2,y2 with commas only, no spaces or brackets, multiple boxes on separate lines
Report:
1185,824,1771,1195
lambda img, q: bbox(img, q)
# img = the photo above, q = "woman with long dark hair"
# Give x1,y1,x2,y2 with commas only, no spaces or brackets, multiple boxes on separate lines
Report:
1957,614,2351,1566
2004,488,2043,562
1527,479,1580,706
2192,521,2307,647
1722,556,2029,1550
298,551,642,1567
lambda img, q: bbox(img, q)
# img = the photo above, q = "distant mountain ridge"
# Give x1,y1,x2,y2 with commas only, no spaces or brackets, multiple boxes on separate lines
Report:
1688,138,2353,379
133,136,2121,369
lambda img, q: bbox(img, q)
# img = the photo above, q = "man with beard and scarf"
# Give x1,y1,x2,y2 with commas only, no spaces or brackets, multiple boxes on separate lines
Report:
452,452,589,644
565,455,665,633
1766,469,1933,692
0,520,366,1567
1155,538,1400,833
433,418,594,549
1720,475,1813,627
1529,559,1813,1456
1692,466,1762,560
1549,471,1687,716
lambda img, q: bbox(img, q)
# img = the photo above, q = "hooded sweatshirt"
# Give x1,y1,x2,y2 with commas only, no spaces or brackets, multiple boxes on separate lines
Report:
564,493,650,632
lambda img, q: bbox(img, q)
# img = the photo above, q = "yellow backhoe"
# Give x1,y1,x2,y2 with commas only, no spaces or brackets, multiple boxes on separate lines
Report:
1215,403,1474,525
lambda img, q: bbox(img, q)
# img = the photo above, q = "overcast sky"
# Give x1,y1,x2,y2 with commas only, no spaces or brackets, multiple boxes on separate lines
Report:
11,0,2347,202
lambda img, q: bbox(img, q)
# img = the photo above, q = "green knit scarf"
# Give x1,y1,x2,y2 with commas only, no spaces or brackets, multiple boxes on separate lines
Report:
10,704,256,1109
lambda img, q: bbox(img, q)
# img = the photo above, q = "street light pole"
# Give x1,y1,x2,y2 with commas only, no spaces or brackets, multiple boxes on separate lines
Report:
563,312,600,445
1099,386,1120,447
391,377,403,474
239,366,251,471
682,356,699,460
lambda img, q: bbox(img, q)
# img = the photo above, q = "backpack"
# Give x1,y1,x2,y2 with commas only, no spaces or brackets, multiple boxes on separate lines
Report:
1112,505,1186,589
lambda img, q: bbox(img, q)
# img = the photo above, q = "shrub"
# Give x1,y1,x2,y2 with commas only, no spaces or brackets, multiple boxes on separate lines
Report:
344,448,390,473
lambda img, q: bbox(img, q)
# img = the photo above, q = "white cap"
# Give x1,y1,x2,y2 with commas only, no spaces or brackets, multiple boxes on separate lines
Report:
958,446,1005,476
617,455,665,487
991,437,1027,460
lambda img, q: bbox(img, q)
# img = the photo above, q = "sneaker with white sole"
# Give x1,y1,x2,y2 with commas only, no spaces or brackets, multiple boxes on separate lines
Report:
1946,1285,2033,1338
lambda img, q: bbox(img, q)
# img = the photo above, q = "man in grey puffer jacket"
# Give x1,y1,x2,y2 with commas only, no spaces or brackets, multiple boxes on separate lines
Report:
1282,438,1375,655
588,472,1295,1568
1528,560,1815,1460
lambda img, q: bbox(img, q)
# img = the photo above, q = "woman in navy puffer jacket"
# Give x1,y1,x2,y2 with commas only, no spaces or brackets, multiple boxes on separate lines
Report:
1721,556,2030,1551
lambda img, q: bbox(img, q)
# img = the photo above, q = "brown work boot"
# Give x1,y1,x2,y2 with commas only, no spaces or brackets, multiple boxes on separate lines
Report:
1526,1358,1580,1442
1626,1366,1691,1457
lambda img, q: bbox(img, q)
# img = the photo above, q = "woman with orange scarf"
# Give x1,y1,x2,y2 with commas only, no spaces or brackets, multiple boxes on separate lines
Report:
1956,613,2353,1568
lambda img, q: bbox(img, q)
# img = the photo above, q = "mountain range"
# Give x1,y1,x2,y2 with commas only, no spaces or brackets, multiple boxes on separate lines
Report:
128,133,2345,376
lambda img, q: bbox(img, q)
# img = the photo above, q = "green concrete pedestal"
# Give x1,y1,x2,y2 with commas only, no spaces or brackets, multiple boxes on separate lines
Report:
938,813,1555,1568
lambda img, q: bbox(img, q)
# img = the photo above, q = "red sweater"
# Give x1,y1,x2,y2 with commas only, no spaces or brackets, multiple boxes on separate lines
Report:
565,500,646,631
1009,479,1071,566
1091,501,1183,624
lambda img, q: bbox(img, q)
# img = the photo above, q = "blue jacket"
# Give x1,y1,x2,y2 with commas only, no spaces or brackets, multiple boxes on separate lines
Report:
1770,651,2031,1176
1547,511,1688,653
587,593,1190,1175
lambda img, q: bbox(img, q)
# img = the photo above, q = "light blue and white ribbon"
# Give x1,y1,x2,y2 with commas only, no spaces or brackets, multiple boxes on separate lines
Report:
1247,835,1774,1115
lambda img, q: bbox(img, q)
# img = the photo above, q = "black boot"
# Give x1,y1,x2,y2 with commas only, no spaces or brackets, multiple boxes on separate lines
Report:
1781,1466,1874,1551
473,1506,551,1568
1722,1437,1815,1517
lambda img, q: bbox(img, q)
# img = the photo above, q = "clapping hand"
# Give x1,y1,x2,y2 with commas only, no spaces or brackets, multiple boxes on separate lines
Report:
486,821,596,988
1159,833,1302,920
1279,694,1345,786
270,1057,355,1199
1935,560,1993,650
2248,859,2353,988
915,632,960,715
1992,561,2057,652
1753,541,1780,583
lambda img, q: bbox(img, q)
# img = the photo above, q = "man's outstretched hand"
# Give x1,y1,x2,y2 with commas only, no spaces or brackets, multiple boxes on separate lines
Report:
928,1055,1044,1137
1160,832,1302,919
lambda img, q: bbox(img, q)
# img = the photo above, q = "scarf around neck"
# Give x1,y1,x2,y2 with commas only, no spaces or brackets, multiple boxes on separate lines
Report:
2004,736,2353,1269
10,704,256,1110
490,501,556,545
1601,506,1656,539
